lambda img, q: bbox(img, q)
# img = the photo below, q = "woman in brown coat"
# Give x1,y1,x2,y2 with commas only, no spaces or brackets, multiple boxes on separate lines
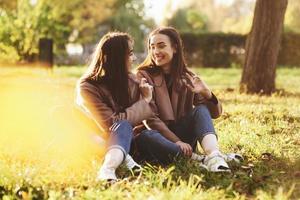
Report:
76,32,154,181
136,27,242,172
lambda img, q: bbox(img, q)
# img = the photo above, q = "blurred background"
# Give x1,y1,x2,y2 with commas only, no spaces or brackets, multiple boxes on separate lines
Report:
0,0,299,68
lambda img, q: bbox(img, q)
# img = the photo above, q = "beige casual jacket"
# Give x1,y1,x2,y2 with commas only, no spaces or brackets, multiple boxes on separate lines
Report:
137,69,222,142
76,73,154,135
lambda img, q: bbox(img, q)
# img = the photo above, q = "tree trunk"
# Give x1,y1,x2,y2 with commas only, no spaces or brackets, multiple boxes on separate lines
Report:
240,0,288,95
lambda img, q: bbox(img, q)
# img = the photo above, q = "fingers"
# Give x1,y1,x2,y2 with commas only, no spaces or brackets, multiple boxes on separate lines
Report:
183,145,188,156
184,73,197,91
140,78,147,85
186,144,192,156
180,145,187,156
177,142,193,157
176,141,185,155
185,143,192,157
140,83,153,91
149,84,153,92
139,78,153,102
182,78,195,93
179,145,186,155
185,72,194,81
185,72,202,83
186,83,195,93
182,143,192,157
139,78,152,90
184,73,194,86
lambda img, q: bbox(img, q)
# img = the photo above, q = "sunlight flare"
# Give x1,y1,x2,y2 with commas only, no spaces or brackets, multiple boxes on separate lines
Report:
0,68,104,175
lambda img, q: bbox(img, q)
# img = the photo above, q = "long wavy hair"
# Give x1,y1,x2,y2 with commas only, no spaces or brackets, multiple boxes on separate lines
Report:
81,32,133,109
138,27,190,86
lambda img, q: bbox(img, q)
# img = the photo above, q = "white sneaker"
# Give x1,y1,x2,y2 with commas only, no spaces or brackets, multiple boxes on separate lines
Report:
191,153,206,162
124,155,142,171
203,151,231,172
96,166,117,181
223,153,244,164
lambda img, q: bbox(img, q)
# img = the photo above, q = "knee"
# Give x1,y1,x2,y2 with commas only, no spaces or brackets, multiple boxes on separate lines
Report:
137,130,181,153
136,130,169,146
193,105,210,119
194,104,209,113
136,130,157,142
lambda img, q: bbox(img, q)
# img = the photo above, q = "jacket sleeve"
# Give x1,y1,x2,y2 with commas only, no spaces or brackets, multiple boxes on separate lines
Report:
77,81,154,129
193,92,223,119
137,71,181,142
144,115,181,142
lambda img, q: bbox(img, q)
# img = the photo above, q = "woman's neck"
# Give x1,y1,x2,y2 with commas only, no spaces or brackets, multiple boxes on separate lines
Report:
160,64,171,74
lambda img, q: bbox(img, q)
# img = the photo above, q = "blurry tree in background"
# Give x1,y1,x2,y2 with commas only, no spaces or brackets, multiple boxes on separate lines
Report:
1,0,299,65
220,0,254,34
69,0,115,45
240,0,288,95
100,0,154,52
177,0,254,34
0,0,115,62
0,0,153,63
166,8,208,33
285,0,300,33
178,0,299,34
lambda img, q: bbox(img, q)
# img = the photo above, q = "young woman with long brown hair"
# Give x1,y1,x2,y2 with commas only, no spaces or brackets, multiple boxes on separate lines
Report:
136,27,242,172
76,32,154,181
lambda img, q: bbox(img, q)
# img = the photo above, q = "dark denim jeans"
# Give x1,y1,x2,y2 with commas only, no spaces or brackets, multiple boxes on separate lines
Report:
107,120,133,157
135,105,217,164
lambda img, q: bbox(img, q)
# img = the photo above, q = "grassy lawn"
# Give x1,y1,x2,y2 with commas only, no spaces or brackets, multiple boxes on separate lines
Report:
0,66,299,199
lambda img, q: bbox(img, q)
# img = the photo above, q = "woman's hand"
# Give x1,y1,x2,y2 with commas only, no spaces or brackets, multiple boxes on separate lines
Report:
139,78,153,103
175,141,192,157
184,73,212,99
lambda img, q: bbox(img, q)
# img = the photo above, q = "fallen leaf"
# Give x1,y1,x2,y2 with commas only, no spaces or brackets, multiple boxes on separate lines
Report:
294,171,300,177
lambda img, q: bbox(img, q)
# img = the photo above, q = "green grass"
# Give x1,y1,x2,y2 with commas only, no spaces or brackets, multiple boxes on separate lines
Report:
0,66,299,199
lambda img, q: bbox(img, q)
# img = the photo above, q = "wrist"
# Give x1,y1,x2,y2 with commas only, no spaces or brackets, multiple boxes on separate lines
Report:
207,92,218,105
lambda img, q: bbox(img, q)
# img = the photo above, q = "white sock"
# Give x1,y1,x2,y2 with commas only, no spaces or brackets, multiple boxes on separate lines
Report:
124,154,141,170
201,134,220,155
103,148,124,168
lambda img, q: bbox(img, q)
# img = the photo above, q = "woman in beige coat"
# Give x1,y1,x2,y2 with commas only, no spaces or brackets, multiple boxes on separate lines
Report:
137,27,242,172
76,32,155,181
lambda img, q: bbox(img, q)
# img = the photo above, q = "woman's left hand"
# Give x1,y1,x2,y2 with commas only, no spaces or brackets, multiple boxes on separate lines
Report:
184,73,212,99
139,78,153,103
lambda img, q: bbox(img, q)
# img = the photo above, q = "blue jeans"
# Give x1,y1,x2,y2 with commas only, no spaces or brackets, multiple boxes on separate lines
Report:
135,105,217,164
107,120,133,157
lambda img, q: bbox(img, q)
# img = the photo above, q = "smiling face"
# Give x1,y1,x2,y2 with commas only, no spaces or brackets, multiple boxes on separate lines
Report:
149,33,176,74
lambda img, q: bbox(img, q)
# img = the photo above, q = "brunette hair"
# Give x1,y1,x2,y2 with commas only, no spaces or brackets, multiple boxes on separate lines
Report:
138,27,190,85
82,32,133,109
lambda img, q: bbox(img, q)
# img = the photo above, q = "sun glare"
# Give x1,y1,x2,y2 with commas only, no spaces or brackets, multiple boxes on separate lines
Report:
0,68,105,176
144,0,183,25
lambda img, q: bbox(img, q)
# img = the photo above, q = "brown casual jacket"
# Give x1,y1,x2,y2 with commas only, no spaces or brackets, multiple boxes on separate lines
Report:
137,69,223,143
76,73,154,135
